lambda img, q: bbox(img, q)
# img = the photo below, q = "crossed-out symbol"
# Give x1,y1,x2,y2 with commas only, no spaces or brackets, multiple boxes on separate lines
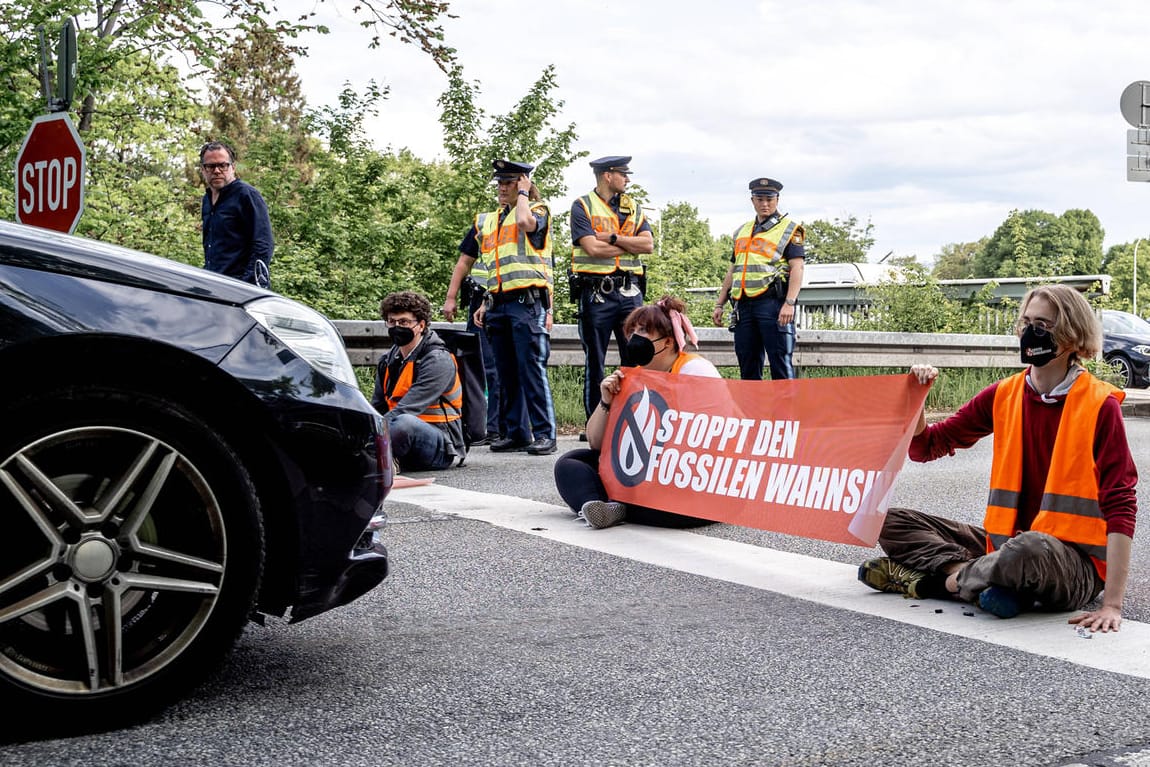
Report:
609,388,668,488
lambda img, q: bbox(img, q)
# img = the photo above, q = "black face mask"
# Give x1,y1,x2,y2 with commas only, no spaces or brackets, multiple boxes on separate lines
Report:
625,334,667,367
1019,324,1058,367
388,325,416,347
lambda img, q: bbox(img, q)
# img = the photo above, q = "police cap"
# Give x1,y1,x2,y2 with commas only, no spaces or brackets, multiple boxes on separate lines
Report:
589,155,633,175
749,177,783,196
492,159,534,179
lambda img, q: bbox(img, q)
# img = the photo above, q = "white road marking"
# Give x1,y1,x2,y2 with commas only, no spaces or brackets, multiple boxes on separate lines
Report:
390,483,1150,680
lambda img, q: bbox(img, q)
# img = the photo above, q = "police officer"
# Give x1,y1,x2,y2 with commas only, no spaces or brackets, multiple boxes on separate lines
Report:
458,159,557,455
711,177,806,380
570,156,654,419
443,211,504,445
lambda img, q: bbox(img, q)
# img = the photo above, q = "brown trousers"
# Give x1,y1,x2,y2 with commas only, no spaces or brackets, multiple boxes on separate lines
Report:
878,507,1103,610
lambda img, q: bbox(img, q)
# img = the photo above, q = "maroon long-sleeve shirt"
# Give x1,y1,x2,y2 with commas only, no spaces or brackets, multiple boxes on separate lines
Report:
910,379,1138,538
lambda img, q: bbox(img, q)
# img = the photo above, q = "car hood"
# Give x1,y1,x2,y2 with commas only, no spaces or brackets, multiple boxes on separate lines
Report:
1107,331,1150,347
0,220,268,306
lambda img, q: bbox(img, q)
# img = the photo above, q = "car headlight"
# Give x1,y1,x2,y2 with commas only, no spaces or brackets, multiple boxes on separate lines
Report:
1133,345,1150,357
244,296,357,387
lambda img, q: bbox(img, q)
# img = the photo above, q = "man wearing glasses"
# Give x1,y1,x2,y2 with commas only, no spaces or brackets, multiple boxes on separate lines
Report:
711,177,806,380
199,141,273,288
372,291,466,472
569,156,653,423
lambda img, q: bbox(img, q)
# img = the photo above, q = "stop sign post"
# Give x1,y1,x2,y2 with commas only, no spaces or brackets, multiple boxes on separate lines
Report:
15,113,86,234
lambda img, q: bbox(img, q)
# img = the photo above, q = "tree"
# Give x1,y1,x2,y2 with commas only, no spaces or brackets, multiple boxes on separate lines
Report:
0,0,454,151
932,239,986,280
976,208,1104,278
435,63,585,318
1101,239,1150,315
645,201,726,324
802,215,875,263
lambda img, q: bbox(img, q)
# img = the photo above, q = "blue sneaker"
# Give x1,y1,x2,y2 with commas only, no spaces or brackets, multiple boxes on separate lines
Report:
978,586,1033,618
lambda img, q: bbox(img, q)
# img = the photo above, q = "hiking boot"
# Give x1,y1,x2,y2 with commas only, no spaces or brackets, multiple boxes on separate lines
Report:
858,557,930,599
977,586,1033,619
579,500,627,529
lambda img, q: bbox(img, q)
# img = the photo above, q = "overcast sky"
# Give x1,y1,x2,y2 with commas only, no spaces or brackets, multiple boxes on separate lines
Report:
291,0,1150,264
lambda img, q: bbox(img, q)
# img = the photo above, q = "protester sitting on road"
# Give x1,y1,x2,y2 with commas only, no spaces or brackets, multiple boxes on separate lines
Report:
553,295,721,529
859,285,1137,632
371,291,466,472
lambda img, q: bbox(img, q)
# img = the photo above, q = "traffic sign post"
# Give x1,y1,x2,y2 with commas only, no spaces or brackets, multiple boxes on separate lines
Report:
1122,81,1150,182
14,112,86,234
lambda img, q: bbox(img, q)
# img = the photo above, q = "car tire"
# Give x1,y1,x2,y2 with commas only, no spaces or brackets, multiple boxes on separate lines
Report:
0,388,263,735
1106,353,1135,389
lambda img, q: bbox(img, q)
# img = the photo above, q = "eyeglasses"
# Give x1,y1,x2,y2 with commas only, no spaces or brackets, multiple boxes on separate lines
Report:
385,318,418,328
201,162,232,172
1015,318,1055,336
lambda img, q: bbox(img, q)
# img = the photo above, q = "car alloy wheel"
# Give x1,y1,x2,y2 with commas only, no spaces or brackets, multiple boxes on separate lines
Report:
0,391,262,732
1107,353,1134,389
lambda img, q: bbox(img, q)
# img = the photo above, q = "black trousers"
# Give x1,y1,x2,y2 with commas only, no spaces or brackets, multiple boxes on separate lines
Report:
553,448,712,528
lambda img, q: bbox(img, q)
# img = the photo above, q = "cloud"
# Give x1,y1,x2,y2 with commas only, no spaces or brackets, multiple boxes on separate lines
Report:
291,0,1150,262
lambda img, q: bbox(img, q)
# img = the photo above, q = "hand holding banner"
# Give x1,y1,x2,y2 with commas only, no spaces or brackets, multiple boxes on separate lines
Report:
598,370,931,546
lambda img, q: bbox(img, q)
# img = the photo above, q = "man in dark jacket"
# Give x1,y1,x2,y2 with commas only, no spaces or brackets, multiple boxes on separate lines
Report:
199,141,273,288
372,291,466,471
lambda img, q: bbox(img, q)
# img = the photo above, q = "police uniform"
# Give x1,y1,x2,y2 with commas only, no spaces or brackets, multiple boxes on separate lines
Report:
728,177,805,380
472,159,557,455
569,155,651,417
456,231,503,443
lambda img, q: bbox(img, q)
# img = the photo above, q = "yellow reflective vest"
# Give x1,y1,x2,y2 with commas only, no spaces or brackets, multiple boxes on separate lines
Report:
730,217,801,300
475,204,552,294
571,192,647,275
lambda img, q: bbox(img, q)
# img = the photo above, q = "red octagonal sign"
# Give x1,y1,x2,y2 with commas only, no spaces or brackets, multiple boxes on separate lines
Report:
15,113,86,234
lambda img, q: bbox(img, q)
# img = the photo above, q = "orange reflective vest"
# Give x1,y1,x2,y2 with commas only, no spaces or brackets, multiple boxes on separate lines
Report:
475,204,552,294
670,352,702,374
383,351,463,427
730,217,800,300
571,192,646,275
985,371,1124,580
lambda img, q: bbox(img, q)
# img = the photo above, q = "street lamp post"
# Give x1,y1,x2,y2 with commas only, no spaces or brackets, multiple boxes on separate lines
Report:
1135,239,1142,316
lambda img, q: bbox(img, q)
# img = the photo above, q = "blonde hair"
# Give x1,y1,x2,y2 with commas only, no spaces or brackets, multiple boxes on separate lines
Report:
1017,284,1102,362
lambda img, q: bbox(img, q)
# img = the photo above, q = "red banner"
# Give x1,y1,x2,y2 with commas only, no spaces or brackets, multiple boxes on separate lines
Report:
598,370,931,546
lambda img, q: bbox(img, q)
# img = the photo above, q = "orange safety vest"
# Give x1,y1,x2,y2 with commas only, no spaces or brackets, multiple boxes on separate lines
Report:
475,204,552,294
570,192,646,275
670,351,702,374
730,217,800,300
384,352,463,426
985,371,1124,580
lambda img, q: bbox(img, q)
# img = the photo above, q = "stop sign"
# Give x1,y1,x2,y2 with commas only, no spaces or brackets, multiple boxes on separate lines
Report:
14,113,86,234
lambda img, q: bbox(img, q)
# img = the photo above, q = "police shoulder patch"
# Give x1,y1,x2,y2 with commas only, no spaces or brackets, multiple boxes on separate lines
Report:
791,224,805,245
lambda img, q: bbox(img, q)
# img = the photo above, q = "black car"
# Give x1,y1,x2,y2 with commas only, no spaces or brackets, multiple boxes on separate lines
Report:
1102,309,1150,389
0,220,392,730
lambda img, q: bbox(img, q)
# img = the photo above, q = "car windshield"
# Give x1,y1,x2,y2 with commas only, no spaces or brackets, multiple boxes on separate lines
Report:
1105,311,1150,337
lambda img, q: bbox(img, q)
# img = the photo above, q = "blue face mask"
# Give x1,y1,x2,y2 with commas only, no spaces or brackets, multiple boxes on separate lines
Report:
1019,324,1058,367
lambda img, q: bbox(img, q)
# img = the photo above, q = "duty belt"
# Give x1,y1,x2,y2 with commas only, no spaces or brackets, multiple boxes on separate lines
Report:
484,286,548,307
588,273,633,294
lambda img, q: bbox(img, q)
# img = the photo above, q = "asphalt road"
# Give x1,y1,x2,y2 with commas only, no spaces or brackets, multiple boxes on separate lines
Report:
3,415,1149,767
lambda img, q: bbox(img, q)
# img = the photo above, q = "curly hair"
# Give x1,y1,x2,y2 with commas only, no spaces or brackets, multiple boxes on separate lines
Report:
623,295,689,350
380,291,432,324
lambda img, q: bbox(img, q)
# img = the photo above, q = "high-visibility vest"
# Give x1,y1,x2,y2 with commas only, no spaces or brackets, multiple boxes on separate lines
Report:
383,346,463,426
475,204,552,294
670,351,702,373
571,192,646,275
985,371,1124,580
730,217,799,299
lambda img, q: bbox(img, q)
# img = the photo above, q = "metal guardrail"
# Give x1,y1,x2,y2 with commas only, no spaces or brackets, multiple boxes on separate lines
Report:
333,321,1024,370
